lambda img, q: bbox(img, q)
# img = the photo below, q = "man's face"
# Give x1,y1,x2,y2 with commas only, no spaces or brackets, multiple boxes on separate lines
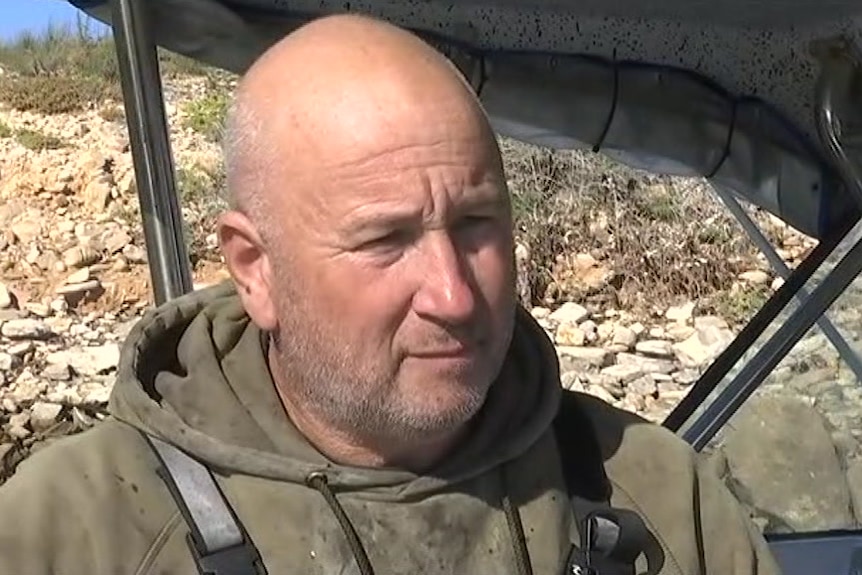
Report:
266,105,516,442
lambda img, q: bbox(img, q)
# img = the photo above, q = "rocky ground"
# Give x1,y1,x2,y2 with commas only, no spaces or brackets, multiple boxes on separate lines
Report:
533,291,862,533
1,71,860,536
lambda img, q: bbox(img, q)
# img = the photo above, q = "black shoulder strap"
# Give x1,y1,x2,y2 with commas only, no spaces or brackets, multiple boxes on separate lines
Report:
144,433,266,575
553,390,665,575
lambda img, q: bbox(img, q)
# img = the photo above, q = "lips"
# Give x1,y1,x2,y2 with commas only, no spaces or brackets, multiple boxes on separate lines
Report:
411,343,478,359
414,348,471,359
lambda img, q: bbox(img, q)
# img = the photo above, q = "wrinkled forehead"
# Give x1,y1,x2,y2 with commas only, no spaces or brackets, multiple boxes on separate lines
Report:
253,124,505,256
300,118,506,224
265,84,501,199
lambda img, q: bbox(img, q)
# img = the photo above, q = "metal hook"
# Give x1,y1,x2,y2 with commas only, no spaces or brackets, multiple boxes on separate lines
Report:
811,35,862,208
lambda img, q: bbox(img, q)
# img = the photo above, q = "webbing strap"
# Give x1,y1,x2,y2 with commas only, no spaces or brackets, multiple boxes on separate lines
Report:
145,434,265,575
143,390,656,575
553,391,664,575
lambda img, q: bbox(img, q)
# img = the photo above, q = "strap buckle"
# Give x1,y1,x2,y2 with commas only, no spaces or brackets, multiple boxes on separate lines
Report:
187,531,265,575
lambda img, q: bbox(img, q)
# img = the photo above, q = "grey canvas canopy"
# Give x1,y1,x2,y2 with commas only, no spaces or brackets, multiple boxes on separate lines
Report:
71,0,862,241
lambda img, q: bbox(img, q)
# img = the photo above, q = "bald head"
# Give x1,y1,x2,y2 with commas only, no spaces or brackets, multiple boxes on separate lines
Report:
218,14,515,461
222,14,497,232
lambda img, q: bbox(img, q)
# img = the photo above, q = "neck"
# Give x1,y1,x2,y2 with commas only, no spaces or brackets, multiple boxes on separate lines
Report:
281,391,466,471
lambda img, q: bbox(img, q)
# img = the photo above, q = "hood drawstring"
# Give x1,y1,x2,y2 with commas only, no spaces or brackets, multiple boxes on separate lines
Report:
306,470,535,575
501,461,535,575
307,472,376,575
502,493,535,575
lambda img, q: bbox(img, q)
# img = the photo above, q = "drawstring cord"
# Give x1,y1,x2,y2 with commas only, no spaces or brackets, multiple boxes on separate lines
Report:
306,469,534,575
307,472,376,575
502,493,535,575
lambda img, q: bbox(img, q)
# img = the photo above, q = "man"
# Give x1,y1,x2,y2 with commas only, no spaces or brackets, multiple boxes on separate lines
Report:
0,14,778,575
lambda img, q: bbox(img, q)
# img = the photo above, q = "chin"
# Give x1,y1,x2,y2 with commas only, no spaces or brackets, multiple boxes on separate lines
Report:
433,378,492,416
405,401,486,438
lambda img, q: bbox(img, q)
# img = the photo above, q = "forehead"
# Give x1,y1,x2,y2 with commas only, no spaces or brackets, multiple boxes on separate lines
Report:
274,108,497,205
260,74,505,229
329,129,504,218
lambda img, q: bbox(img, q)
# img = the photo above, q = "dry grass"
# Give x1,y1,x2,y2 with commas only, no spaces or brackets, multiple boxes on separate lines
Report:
501,138,775,322
97,104,125,123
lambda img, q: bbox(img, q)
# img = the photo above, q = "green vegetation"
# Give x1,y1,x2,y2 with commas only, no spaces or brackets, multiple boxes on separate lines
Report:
13,128,65,151
0,121,66,150
181,90,230,142
709,284,771,327
0,17,214,115
177,163,227,207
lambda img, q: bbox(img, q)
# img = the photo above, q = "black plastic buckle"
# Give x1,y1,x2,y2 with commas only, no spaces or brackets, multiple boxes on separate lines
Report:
186,532,265,575
563,544,597,575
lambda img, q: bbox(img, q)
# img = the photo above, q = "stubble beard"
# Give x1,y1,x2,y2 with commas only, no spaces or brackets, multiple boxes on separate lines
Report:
269,287,497,444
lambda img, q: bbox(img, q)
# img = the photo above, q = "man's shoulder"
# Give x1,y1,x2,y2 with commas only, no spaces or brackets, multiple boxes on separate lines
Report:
560,389,704,498
562,389,696,465
0,419,184,574
558,392,780,575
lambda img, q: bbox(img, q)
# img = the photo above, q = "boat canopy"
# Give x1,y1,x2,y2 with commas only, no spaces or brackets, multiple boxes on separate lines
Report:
70,0,862,241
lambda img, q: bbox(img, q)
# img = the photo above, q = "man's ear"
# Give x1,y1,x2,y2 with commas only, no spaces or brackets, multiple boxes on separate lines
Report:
217,210,279,331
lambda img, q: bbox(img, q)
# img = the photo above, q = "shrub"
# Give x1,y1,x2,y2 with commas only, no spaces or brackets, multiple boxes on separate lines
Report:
0,75,118,115
14,128,65,151
181,90,231,142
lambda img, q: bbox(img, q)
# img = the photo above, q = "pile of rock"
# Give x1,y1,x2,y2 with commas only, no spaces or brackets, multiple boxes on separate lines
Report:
0,298,142,481
531,300,735,422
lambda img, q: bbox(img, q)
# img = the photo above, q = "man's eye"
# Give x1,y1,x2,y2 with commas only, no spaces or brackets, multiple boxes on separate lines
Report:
364,230,412,249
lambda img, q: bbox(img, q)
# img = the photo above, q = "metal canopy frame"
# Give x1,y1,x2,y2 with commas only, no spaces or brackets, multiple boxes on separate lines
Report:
104,0,862,451
111,0,193,303
664,40,862,446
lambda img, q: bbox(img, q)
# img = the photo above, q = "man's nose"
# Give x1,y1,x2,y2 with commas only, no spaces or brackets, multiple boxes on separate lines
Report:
412,233,476,324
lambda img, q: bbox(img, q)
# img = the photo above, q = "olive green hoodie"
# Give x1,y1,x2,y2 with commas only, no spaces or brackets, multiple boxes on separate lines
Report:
0,281,778,575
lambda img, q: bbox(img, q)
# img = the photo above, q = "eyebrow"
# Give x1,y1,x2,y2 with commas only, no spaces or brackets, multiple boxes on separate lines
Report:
343,192,506,237
343,203,421,234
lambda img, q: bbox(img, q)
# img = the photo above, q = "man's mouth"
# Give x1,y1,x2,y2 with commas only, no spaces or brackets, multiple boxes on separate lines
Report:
411,342,479,359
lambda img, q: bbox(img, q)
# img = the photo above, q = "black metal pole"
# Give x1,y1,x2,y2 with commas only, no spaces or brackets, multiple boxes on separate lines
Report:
661,219,851,432
109,0,194,305
682,223,862,451
712,184,862,383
